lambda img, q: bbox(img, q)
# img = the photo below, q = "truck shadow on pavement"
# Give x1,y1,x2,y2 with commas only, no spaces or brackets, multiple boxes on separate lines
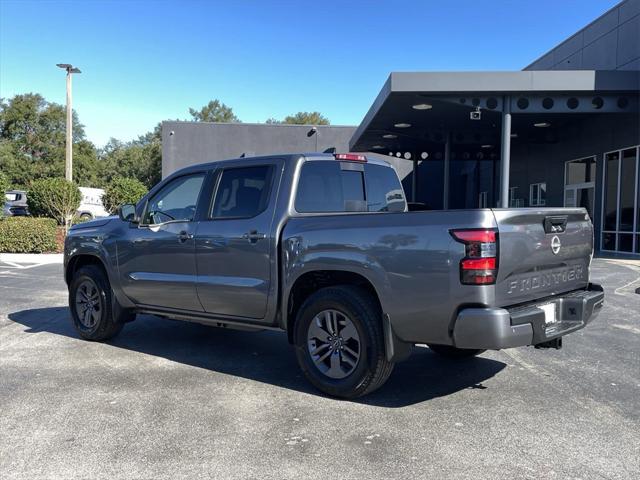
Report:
9,307,506,408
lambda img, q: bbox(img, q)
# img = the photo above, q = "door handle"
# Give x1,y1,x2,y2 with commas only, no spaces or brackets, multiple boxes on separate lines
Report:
178,231,194,243
242,230,266,243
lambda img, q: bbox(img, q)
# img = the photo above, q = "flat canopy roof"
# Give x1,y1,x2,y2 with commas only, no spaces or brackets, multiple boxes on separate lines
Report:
350,70,640,152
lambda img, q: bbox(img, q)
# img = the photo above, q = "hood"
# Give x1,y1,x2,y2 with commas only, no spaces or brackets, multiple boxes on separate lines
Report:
70,216,117,231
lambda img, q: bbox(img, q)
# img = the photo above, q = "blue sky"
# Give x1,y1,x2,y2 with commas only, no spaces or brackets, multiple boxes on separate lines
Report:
0,0,619,146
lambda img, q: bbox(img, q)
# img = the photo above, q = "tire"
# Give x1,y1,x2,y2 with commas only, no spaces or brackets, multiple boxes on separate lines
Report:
293,286,394,399
79,213,93,221
427,344,486,359
69,265,131,341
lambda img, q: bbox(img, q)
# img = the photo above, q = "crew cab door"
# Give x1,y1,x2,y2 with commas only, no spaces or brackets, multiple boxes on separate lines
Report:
118,172,207,311
195,161,281,320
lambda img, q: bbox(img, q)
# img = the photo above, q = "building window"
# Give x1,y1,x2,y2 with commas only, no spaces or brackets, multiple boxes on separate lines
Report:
601,146,640,254
478,191,488,208
530,183,546,206
509,187,523,207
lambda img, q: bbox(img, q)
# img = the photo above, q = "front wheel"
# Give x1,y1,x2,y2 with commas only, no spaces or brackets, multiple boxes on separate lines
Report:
427,344,486,359
293,286,394,399
69,265,131,341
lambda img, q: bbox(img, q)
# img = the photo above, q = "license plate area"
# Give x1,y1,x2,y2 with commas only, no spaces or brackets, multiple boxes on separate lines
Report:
539,303,557,325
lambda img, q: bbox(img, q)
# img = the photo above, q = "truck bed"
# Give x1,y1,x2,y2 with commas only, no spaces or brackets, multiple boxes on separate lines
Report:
281,207,593,346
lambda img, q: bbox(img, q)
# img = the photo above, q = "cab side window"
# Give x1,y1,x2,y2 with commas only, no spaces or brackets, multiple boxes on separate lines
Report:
211,166,273,219
143,173,206,225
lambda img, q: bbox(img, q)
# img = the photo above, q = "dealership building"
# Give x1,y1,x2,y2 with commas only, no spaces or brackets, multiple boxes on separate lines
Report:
163,0,640,255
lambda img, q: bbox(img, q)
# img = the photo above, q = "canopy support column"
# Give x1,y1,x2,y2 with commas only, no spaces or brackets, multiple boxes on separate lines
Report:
500,97,512,208
443,132,451,209
411,157,418,202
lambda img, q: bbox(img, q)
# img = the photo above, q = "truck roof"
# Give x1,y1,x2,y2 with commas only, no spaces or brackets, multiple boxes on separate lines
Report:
171,153,393,177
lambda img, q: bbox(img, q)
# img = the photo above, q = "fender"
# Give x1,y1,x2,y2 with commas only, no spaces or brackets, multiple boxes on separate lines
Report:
65,233,135,310
281,244,411,362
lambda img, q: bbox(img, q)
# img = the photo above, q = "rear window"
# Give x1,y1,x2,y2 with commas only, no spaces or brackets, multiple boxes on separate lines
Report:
295,161,405,213
364,164,406,212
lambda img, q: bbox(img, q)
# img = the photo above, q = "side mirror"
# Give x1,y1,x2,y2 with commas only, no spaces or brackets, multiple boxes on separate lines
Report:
118,204,138,223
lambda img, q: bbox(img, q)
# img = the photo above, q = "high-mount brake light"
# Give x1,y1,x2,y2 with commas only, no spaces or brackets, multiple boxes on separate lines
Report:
451,229,498,285
334,153,367,162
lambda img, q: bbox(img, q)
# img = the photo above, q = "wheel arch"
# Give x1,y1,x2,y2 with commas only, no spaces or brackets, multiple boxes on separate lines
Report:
65,253,108,285
284,269,411,362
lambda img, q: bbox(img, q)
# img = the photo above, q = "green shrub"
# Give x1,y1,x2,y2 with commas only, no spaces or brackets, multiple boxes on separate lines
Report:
27,177,81,227
0,217,58,253
102,177,148,214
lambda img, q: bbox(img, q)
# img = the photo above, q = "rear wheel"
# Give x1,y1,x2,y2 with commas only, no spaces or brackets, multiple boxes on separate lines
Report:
69,265,132,341
293,286,393,399
427,344,486,359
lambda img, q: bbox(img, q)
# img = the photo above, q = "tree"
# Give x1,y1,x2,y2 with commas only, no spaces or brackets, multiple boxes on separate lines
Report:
280,111,330,125
27,177,81,230
99,136,161,189
189,100,240,123
102,177,148,214
0,93,99,188
0,170,9,218
0,170,10,195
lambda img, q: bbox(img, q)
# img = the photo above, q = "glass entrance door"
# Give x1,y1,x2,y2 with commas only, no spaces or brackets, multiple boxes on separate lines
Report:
565,186,594,217
564,157,595,220
601,146,640,254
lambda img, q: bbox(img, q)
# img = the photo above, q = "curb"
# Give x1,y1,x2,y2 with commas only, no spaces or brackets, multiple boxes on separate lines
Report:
0,253,63,264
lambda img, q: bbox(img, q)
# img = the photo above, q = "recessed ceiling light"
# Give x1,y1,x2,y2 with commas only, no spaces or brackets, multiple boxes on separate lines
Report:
534,122,551,128
481,144,493,149
510,133,518,138
383,134,397,139
371,145,385,149
394,123,411,128
412,103,433,110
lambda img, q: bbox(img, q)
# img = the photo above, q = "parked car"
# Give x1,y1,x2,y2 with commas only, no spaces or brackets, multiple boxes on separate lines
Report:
64,153,604,398
3,190,29,216
77,187,109,220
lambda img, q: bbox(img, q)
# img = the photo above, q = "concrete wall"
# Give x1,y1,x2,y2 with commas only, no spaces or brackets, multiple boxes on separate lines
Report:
162,122,357,177
161,121,413,180
525,0,640,71
508,113,640,250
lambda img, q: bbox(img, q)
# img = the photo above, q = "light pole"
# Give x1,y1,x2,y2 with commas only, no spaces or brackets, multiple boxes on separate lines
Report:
56,64,81,182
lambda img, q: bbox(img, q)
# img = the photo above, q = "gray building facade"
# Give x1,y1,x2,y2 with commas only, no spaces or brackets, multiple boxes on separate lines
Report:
163,0,640,255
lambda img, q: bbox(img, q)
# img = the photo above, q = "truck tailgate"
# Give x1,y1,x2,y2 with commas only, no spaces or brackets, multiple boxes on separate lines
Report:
492,208,592,307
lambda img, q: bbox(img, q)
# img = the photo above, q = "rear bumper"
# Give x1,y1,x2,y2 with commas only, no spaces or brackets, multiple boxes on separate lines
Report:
452,283,604,350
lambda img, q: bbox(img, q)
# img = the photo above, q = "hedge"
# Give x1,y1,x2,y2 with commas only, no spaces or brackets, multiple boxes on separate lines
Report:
0,217,58,253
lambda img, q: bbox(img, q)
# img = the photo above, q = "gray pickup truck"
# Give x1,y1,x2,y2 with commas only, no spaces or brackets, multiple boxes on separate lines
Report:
64,152,604,398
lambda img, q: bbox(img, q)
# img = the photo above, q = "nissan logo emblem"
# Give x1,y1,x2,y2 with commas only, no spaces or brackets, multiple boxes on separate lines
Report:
551,235,561,255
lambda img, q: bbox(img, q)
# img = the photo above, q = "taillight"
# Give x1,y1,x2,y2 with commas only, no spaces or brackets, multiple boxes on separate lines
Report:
451,229,498,285
334,153,367,162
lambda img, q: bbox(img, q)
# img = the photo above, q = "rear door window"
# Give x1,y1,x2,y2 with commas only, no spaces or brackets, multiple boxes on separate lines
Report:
211,165,273,219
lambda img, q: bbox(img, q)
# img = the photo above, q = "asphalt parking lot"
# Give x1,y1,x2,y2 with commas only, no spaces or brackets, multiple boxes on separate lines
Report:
1,257,639,480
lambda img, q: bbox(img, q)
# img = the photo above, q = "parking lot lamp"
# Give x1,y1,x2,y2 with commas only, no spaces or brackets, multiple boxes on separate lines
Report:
56,64,82,182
